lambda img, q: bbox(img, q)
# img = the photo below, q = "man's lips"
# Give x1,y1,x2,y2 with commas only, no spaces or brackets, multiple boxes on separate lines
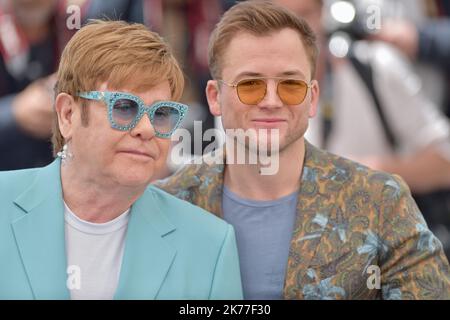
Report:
117,149,154,159
251,118,287,127
252,118,287,122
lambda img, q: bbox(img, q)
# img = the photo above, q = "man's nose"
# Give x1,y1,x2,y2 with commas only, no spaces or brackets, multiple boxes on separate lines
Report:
129,113,156,140
258,81,283,108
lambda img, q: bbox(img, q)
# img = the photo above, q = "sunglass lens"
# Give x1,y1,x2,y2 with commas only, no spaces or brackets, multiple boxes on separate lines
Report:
152,105,181,134
278,80,308,105
112,98,139,126
237,79,266,105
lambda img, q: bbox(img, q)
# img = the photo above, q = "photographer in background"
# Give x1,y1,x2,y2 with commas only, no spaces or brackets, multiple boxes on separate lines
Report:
275,0,450,258
0,0,88,170
373,0,450,115
369,0,450,258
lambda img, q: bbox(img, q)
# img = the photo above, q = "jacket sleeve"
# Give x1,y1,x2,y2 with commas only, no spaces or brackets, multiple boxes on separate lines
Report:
208,224,243,300
379,175,450,299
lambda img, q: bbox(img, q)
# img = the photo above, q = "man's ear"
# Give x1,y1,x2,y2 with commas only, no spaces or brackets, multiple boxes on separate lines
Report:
308,80,320,118
55,93,76,139
206,80,222,117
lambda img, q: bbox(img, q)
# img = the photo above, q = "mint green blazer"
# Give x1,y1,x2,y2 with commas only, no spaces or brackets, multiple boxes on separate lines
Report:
0,159,243,300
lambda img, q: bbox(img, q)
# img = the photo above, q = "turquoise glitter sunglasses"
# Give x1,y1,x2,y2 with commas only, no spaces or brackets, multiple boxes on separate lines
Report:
77,91,188,138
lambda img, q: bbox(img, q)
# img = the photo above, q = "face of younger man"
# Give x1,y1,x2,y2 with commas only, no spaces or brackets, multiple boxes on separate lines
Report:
206,28,319,155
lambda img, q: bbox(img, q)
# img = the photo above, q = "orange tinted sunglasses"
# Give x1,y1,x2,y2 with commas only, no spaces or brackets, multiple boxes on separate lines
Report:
219,77,312,105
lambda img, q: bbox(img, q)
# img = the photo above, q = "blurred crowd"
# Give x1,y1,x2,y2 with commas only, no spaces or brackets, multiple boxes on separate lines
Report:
1,0,450,256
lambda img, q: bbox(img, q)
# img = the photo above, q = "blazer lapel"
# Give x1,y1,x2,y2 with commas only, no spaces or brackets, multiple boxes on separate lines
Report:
114,188,177,300
195,141,340,298
183,141,343,299
283,141,339,299
11,159,70,299
193,141,336,298
190,148,226,218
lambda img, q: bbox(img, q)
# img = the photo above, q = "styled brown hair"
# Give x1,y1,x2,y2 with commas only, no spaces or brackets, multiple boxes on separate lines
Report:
208,0,318,80
52,19,184,155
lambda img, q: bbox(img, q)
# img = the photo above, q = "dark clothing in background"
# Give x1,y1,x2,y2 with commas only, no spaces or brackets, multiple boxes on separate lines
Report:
0,1,88,171
419,0,450,117
0,33,57,170
419,20,450,71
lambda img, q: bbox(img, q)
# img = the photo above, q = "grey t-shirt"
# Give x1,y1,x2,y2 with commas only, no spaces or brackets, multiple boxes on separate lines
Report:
64,202,130,300
222,186,298,300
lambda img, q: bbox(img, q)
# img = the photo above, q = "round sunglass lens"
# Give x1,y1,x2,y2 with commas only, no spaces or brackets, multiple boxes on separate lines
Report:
237,79,266,105
278,80,308,105
152,105,180,134
112,99,139,126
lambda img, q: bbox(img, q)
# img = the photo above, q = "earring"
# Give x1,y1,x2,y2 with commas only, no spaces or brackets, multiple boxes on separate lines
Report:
57,143,73,164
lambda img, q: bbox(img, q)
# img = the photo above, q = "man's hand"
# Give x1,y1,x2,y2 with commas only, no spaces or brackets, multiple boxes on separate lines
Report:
352,147,450,194
12,75,56,139
371,20,419,59
353,156,385,171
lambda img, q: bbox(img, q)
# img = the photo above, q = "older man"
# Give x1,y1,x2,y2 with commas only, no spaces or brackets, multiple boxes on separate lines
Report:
0,20,242,300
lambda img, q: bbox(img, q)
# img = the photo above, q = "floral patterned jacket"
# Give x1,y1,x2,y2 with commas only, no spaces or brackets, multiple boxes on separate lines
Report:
155,141,450,299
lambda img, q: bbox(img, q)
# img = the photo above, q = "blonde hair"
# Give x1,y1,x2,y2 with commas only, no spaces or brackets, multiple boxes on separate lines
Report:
52,19,184,155
208,0,318,80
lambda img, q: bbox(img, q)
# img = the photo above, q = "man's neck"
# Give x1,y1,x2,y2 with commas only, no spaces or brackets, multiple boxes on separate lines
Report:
61,165,144,223
224,138,305,201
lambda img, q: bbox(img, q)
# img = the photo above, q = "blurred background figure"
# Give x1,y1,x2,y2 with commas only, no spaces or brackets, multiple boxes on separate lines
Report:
367,0,450,258
0,0,89,170
275,0,450,258
373,0,450,116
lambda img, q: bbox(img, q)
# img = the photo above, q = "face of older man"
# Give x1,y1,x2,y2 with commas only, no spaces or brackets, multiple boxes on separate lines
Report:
69,81,172,188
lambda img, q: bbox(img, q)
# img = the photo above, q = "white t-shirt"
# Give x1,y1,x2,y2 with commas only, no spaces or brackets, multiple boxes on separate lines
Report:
64,202,130,300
